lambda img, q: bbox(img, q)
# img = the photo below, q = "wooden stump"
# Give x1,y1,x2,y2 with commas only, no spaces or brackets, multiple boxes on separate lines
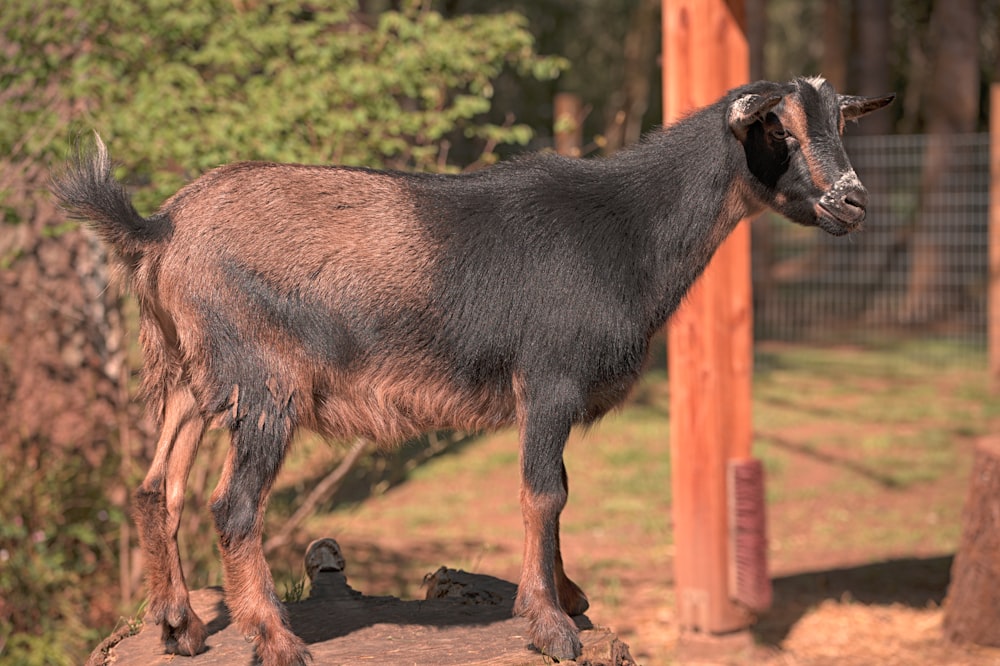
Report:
943,438,1000,645
88,538,635,665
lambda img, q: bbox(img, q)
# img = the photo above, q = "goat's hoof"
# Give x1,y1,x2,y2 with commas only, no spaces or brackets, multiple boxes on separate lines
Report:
528,610,583,662
161,611,208,656
253,628,311,666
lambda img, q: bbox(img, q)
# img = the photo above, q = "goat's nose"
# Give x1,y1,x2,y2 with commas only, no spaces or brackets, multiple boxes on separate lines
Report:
842,185,869,215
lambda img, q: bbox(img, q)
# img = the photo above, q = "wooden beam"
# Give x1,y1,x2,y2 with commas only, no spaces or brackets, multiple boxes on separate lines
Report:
662,0,753,634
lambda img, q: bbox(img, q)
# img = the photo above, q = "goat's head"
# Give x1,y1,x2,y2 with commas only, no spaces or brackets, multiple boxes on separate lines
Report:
728,77,894,236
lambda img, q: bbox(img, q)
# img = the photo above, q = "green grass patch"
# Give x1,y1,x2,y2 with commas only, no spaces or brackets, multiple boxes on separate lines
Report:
270,340,990,606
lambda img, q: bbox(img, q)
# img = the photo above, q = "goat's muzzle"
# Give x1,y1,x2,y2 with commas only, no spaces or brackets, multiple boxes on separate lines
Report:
815,172,868,235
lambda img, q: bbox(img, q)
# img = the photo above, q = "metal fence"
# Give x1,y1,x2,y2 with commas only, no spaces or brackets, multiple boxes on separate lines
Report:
751,132,991,355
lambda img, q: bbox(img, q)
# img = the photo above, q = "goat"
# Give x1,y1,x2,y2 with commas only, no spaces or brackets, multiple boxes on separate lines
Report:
52,77,892,664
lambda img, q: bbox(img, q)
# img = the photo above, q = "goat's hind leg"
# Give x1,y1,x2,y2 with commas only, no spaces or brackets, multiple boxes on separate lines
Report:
133,388,208,656
210,386,308,666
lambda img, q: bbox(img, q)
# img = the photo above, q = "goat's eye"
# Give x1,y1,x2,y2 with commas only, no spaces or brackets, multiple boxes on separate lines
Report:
770,128,789,141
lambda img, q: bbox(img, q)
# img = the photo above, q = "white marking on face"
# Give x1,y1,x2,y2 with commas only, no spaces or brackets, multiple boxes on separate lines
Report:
821,170,861,203
835,170,860,190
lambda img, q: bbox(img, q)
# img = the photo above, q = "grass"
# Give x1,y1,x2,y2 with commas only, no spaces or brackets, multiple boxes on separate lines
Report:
751,342,987,566
255,341,996,665
286,341,986,529
286,344,979,550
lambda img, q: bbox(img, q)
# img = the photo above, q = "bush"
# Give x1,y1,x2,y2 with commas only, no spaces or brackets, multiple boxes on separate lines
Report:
0,443,123,664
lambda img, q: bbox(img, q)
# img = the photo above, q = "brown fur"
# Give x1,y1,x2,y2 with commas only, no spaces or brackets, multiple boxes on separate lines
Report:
161,163,435,300
140,163,455,442
514,485,581,657
780,97,832,190
124,163,469,663
693,179,761,274
312,363,516,445
133,388,207,655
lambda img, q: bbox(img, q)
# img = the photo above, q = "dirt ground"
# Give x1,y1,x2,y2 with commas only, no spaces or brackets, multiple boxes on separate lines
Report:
273,418,999,666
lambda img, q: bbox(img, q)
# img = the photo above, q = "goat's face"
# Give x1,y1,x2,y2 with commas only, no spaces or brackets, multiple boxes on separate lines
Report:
729,77,894,236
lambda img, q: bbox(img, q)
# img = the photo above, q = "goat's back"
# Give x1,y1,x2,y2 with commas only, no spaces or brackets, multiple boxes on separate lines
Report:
136,157,649,442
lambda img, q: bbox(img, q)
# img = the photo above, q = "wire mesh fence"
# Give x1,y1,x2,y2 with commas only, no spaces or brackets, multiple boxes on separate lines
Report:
751,132,991,359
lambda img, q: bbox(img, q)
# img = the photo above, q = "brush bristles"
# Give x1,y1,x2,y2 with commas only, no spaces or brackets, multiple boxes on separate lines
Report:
728,457,772,613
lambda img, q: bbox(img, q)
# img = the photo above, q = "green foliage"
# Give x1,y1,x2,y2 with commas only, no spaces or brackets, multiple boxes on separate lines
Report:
2,0,565,210
0,444,123,665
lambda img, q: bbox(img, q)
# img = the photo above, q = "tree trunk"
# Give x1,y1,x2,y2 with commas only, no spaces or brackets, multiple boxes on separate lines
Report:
823,0,846,92
849,0,892,135
602,0,660,153
554,92,585,157
745,0,766,81
943,437,1000,646
899,0,979,326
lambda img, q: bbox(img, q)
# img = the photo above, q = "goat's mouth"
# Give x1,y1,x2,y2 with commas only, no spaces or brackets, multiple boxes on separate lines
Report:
814,200,864,236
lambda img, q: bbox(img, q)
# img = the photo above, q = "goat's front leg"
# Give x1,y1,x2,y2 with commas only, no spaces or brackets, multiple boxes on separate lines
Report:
211,404,308,666
513,392,583,661
134,388,208,657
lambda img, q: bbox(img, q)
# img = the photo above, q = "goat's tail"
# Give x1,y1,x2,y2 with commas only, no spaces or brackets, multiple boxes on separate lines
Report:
51,132,170,266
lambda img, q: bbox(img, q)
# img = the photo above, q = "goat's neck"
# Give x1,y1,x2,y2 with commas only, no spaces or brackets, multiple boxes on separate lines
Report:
613,105,757,327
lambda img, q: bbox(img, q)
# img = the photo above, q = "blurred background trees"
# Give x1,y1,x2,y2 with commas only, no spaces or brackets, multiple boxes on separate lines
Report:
757,0,996,332
0,1,563,662
1,0,998,663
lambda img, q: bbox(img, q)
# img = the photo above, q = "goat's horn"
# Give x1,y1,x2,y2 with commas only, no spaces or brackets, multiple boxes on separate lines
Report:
838,93,896,122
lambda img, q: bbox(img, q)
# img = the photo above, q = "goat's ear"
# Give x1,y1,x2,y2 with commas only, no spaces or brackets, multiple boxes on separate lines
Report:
728,93,783,140
839,93,896,121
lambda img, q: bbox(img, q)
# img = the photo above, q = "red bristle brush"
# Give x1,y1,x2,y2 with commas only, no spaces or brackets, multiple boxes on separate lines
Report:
727,457,772,613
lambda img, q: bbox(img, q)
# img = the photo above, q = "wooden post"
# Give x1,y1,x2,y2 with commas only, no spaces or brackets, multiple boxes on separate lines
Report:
663,0,754,633
989,83,1000,387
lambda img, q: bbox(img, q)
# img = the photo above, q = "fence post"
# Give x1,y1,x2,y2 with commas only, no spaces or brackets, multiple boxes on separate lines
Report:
662,0,755,633
989,83,1000,387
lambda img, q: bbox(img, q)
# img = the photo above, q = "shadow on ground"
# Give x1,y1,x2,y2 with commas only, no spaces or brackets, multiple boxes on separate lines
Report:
270,430,484,517
755,554,954,645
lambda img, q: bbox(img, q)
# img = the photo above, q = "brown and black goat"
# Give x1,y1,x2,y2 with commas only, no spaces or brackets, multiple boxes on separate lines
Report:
52,77,892,664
